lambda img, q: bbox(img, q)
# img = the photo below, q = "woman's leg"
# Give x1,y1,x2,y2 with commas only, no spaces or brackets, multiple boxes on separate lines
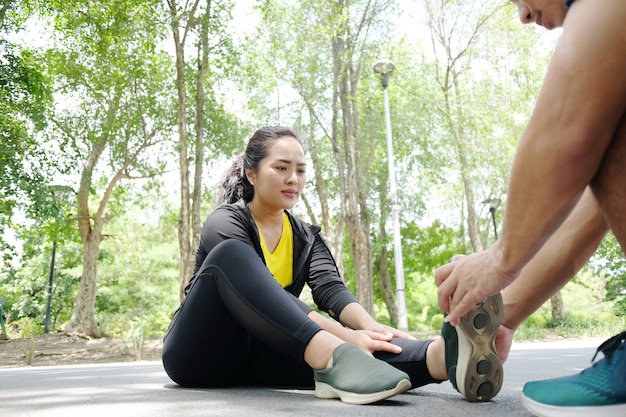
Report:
246,338,314,388
162,239,321,387
374,338,443,389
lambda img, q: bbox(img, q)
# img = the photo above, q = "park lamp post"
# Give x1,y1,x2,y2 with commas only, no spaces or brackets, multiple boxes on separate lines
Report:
482,198,500,241
373,59,408,332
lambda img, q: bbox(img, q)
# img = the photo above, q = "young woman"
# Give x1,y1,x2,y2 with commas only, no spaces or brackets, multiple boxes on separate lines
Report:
162,126,495,404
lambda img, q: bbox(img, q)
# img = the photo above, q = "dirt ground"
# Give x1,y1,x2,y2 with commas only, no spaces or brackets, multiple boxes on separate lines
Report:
0,332,163,368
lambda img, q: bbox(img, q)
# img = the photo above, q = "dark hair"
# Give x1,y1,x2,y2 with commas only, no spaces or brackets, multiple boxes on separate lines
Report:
217,126,303,205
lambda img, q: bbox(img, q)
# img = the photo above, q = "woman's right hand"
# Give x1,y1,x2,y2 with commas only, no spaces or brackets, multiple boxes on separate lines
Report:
342,329,403,356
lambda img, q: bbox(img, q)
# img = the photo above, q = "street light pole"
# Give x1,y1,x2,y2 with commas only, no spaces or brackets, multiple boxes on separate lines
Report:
373,59,408,332
482,198,500,241
44,240,57,334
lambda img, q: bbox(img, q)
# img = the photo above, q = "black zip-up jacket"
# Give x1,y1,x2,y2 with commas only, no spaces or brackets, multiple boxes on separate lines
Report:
188,200,358,321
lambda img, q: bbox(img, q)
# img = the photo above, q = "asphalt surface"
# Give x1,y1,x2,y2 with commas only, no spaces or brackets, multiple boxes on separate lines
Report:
0,339,601,417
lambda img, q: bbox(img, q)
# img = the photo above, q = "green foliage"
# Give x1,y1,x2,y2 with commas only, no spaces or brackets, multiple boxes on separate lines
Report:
515,268,625,341
589,233,626,316
401,221,464,330
0,190,180,339
404,271,439,331
6,316,42,339
0,39,53,236
430,313,444,331
95,207,179,338
0,232,81,331
1,0,623,343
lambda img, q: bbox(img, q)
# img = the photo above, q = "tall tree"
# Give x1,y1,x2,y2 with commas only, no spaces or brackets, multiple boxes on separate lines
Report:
423,0,507,252
421,0,551,250
248,0,398,315
167,0,241,300
44,0,173,335
167,0,199,301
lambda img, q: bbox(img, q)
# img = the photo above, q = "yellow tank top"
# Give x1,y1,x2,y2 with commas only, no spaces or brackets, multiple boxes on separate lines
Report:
255,212,293,288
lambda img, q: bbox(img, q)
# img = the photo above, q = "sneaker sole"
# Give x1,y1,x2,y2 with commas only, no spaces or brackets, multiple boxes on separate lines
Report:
455,293,504,402
314,378,411,405
522,394,626,417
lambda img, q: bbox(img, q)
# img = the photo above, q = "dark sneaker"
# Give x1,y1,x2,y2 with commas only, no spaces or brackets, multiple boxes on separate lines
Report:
522,331,626,417
313,343,411,405
441,293,504,402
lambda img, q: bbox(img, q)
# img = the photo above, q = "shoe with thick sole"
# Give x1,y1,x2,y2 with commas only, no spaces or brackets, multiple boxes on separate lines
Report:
442,292,504,402
522,331,626,417
313,343,411,405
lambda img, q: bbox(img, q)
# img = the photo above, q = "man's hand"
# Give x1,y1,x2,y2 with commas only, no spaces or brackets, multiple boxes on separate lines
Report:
495,323,516,363
435,249,517,326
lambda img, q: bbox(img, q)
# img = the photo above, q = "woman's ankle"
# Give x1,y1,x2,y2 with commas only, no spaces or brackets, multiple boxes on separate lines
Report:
304,331,344,370
426,337,448,380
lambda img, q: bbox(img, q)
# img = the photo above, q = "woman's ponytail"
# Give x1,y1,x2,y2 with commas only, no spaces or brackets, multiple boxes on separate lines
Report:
216,153,253,205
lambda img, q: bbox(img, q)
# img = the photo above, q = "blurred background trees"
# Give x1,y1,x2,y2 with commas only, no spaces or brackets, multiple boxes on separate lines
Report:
1,0,623,340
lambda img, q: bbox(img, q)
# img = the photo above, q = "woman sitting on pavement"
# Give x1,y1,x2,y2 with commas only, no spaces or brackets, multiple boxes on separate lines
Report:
162,126,502,404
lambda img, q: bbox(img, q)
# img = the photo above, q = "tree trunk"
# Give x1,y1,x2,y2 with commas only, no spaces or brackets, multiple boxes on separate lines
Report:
169,0,196,301
65,237,101,337
190,3,211,271
375,245,399,326
331,4,374,314
427,0,496,254
64,91,120,337
550,291,565,322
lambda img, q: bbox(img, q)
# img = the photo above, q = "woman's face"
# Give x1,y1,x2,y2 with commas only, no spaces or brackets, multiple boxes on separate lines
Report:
246,136,306,212
510,0,569,30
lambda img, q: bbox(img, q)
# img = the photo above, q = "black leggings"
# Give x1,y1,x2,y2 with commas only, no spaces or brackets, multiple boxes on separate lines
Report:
162,239,439,389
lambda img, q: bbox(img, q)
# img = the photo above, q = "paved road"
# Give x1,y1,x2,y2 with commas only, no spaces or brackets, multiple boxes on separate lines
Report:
0,339,601,417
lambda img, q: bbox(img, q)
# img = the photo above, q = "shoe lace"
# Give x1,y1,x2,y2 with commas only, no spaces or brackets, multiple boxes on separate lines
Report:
591,331,626,364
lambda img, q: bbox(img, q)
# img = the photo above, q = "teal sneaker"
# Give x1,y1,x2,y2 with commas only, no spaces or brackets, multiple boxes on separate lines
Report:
313,343,411,405
522,331,626,417
441,293,504,402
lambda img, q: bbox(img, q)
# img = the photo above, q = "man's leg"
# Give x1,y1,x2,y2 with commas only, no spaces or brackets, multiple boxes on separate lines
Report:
522,115,626,417
591,114,626,248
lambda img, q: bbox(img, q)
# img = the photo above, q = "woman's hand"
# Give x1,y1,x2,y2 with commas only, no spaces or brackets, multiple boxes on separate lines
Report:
362,322,416,341
340,329,402,356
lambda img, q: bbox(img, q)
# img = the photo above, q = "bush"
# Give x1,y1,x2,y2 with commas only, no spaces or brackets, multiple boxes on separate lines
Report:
7,316,42,339
430,313,444,330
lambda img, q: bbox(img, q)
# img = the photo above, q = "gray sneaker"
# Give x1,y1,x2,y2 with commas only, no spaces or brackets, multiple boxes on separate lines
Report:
442,293,504,402
313,343,411,404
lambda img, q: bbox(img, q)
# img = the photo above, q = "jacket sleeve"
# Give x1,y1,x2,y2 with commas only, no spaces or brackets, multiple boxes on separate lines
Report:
307,233,358,321
187,205,260,294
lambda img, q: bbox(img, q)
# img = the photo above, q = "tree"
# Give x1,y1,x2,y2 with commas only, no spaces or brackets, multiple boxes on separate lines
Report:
167,0,242,301
0,0,53,243
423,0,509,252
44,0,173,336
249,0,398,316
167,0,199,301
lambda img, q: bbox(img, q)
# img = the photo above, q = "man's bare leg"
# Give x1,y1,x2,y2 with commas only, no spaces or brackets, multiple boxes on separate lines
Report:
591,113,626,250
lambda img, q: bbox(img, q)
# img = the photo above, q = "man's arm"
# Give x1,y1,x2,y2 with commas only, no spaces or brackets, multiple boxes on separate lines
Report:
499,0,626,275
502,188,607,331
437,0,626,324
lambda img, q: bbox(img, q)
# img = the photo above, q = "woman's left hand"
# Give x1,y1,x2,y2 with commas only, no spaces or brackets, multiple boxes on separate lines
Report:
362,322,416,341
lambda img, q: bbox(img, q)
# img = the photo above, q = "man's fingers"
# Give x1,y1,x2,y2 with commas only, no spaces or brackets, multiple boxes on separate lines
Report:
446,295,478,327
434,262,453,286
437,283,452,314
